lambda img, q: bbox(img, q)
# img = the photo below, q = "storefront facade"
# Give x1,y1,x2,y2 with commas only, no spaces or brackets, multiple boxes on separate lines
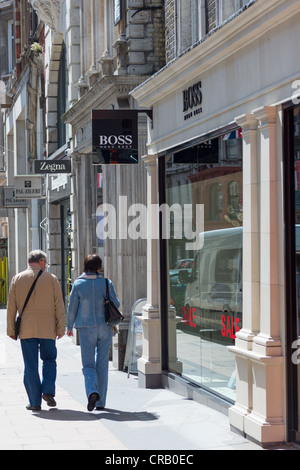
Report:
132,0,300,446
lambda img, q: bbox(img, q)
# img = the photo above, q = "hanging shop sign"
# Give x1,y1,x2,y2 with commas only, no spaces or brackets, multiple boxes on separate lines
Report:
2,187,29,208
92,110,139,165
34,160,71,174
14,176,44,199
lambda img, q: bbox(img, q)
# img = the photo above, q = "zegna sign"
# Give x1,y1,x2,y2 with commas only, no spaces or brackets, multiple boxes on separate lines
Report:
34,160,71,174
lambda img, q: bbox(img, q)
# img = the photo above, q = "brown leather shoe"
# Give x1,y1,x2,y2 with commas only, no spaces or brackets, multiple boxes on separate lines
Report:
26,405,41,411
87,393,99,412
42,394,57,407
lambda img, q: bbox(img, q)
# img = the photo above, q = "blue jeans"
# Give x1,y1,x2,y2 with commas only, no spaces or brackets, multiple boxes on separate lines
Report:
78,325,112,408
21,339,57,407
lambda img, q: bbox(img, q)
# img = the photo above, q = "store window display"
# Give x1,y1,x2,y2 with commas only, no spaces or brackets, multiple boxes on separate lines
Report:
166,131,243,401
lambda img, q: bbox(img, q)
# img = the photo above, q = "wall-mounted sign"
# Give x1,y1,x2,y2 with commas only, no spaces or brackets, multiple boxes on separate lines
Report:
114,0,122,25
34,160,71,174
92,110,139,164
2,187,29,208
182,81,203,121
14,176,44,199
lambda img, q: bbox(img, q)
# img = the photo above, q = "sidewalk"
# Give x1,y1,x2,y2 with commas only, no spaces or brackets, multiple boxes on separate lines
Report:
0,311,290,451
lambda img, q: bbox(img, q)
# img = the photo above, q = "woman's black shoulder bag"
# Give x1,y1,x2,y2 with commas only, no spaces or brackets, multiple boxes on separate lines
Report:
14,270,43,340
104,278,124,327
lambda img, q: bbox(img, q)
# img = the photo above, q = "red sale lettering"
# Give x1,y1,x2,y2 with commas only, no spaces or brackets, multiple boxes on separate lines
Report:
191,307,196,328
221,314,240,339
221,314,226,337
182,306,196,328
235,318,240,337
226,316,231,338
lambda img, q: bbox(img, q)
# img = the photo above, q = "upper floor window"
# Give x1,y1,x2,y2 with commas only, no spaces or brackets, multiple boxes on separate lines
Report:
176,0,250,55
177,0,206,54
7,20,15,74
216,0,249,24
57,43,68,149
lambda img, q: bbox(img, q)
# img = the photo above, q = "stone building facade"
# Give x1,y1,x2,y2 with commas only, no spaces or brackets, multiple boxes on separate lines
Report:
132,0,300,447
1,0,45,275
0,0,13,247
3,0,165,367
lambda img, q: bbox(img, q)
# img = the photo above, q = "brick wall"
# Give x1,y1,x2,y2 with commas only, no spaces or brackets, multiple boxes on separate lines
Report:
165,0,218,63
126,0,166,75
206,0,216,32
165,0,175,63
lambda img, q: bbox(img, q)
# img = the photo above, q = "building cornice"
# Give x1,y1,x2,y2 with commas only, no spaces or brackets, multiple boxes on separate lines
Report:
0,1,13,11
63,75,147,126
28,0,60,31
131,0,300,107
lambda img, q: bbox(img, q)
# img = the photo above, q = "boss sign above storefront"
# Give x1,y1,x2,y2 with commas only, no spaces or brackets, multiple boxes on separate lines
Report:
92,110,139,164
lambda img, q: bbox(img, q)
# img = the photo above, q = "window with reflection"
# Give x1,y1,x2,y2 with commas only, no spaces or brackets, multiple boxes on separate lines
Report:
217,0,249,24
166,130,243,401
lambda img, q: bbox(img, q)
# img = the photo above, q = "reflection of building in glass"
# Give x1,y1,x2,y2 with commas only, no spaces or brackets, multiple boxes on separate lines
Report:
166,135,243,269
165,132,243,402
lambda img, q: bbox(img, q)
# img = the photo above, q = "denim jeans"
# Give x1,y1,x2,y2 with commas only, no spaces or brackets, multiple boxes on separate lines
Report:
21,339,57,407
78,324,112,408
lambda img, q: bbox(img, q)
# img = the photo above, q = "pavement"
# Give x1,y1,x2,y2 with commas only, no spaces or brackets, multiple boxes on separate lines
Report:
0,309,293,452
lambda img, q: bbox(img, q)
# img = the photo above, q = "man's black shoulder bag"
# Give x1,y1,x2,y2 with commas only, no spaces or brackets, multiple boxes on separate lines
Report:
14,270,43,340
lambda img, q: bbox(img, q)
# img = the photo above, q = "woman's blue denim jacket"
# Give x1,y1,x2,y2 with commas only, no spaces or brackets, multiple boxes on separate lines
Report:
67,273,120,329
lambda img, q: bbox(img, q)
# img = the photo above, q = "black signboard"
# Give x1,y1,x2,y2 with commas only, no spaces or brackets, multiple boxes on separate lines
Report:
174,138,219,164
92,110,139,165
34,160,71,174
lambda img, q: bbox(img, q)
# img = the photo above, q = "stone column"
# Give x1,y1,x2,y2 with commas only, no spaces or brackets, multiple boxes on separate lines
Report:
229,113,260,431
245,106,284,444
47,202,61,281
229,107,285,445
138,153,161,388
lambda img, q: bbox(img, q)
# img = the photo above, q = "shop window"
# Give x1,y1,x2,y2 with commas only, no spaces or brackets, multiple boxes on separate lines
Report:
226,181,242,226
209,183,223,220
57,43,68,149
215,249,240,283
177,0,206,54
7,20,15,74
216,0,249,24
285,104,300,442
165,129,243,402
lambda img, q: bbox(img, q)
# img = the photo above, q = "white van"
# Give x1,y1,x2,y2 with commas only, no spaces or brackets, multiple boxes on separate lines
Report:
180,227,242,343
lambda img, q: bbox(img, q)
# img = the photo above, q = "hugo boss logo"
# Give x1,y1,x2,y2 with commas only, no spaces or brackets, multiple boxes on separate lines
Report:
92,110,139,164
183,81,203,121
98,134,133,148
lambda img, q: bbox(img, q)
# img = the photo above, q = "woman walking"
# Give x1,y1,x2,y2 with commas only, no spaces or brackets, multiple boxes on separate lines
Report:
67,254,120,412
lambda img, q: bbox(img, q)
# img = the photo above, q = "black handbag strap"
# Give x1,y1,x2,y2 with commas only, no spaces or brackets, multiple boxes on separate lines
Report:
20,270,43,317
105,278,109,300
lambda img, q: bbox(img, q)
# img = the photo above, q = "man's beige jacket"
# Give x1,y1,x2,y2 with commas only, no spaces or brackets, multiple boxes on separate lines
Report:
7,266,65,340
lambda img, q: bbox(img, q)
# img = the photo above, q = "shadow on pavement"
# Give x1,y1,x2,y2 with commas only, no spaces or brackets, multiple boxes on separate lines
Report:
33,408,159,423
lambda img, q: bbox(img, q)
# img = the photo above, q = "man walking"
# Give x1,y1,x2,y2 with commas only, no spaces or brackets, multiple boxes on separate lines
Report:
7,250,65,411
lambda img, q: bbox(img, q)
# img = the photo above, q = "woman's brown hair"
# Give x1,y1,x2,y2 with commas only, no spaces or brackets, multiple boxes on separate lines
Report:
83,254,102,273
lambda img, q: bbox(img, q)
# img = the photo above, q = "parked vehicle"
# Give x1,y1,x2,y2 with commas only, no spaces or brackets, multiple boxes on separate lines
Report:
179,227,242,344
169,259,194,285
170,259,194,314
